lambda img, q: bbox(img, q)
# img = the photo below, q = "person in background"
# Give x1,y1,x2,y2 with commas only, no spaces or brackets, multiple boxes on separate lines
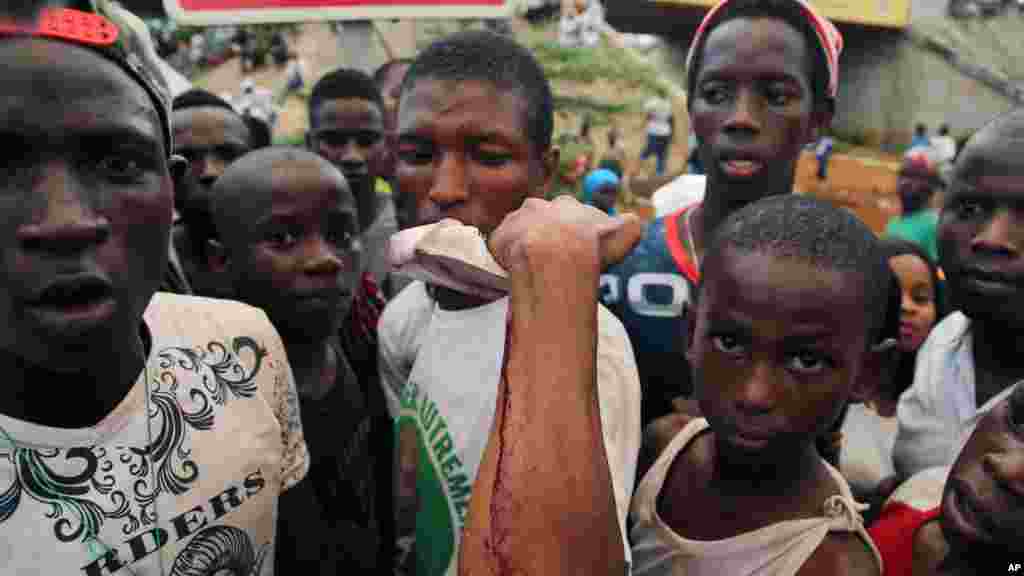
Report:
235,78,278,131
278,51,306,105
0,3,313,573
582,168,621,215
840,238,947,503
885,150,942,264
209,147,394,571
171,88,253,298
640,95,673,176
602,0,842,430
379,30,641,575
373,57,413,221
894,108,1024,479
932,123,957,165
909,122,930,152
602,125,628,174
816,133,834,181
630,196,887,575
869,381,1024,575
306,68,396,314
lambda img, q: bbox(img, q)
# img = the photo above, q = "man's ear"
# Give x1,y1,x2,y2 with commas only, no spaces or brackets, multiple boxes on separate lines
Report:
206,238,231,275
853,338,899,404
534,146,560,199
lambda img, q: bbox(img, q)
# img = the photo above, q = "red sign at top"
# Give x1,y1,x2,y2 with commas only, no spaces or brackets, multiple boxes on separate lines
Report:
165,0,510,25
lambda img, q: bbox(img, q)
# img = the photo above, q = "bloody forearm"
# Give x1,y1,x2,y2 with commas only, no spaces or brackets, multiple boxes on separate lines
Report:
460,238,625,576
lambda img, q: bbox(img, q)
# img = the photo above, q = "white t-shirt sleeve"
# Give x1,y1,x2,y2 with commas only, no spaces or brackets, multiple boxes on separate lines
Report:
893,325,953,479
652,175,707,218
378,282,433,418
596,305,642,568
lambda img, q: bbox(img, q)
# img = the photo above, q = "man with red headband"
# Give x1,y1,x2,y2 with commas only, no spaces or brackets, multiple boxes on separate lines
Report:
601,0,842,433
0,3,319,574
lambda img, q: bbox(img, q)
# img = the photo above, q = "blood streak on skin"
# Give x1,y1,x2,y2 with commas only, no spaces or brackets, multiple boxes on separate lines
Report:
487,311,517,574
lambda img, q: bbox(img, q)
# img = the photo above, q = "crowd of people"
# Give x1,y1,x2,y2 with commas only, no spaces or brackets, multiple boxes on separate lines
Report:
0,0,1022,575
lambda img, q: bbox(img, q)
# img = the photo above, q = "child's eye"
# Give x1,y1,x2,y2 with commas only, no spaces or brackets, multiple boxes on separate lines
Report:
94,151,150,183
699,82,730,105
785,350,832,375
473,148,512,168
764,84,796,107
268,229,298,247
711,334,745,356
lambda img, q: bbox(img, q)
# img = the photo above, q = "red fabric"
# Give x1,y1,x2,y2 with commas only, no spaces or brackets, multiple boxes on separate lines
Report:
686,0,844,99
350,272,386,349
663,204,701,284
180,0,500,8
868,503,941,576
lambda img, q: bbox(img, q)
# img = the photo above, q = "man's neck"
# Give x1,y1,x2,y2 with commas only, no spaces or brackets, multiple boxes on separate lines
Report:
712,438,825,498
0,328,147,429
432,285,495,311
692,179,796,259
972,318,1024,405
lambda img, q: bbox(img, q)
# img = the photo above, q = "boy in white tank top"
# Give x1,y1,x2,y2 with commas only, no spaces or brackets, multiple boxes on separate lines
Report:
630,196,891,575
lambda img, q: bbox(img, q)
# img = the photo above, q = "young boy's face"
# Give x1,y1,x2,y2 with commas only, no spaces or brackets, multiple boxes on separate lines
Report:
226,158,360,340
0,40,173,366
690,17,825,200
687,248,871,464
395,78,555,235
172,106,250,193
941,382,1024,554
308,97,386,209
939,135,1024,328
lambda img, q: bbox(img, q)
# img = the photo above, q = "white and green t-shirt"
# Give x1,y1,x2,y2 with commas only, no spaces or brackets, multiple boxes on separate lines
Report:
0,293,309,575
379,282,642,576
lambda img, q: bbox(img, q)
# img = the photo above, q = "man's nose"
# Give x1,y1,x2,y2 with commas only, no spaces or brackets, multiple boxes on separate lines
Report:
723,89,763,137
428,152,469,209
17,161,111,254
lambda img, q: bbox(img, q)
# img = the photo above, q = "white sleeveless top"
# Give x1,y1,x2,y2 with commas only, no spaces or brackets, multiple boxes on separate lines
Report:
630,418,883,576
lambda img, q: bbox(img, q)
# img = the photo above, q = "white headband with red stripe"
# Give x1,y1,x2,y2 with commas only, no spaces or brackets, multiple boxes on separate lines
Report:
686,0,844,99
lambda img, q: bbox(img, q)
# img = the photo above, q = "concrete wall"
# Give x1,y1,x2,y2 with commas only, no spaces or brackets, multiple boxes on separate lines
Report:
832,23,1012,149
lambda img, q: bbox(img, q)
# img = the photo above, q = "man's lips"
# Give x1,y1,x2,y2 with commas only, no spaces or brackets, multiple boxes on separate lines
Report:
719,158,765,179
27,274,114,307
23,274,117,330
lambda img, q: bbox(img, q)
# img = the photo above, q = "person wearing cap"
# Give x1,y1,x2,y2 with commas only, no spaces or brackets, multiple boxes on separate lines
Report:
582,168,622,215
600,0,842,432
885,150,943,263
0,3,319,574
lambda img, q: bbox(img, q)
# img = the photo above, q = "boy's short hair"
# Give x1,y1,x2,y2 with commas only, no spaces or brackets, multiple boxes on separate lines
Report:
308,68,385,127
172,88,237,113
401,30,554,154
702,195,890,345
685,0,835,113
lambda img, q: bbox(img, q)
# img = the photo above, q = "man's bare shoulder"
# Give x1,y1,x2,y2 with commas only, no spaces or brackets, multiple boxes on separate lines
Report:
798,531,880,576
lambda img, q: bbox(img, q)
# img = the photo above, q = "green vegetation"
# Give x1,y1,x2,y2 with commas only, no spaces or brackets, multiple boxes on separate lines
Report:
522,35,669,99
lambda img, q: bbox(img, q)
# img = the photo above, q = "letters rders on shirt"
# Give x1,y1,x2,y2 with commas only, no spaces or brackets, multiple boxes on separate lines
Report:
163,0,512,25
